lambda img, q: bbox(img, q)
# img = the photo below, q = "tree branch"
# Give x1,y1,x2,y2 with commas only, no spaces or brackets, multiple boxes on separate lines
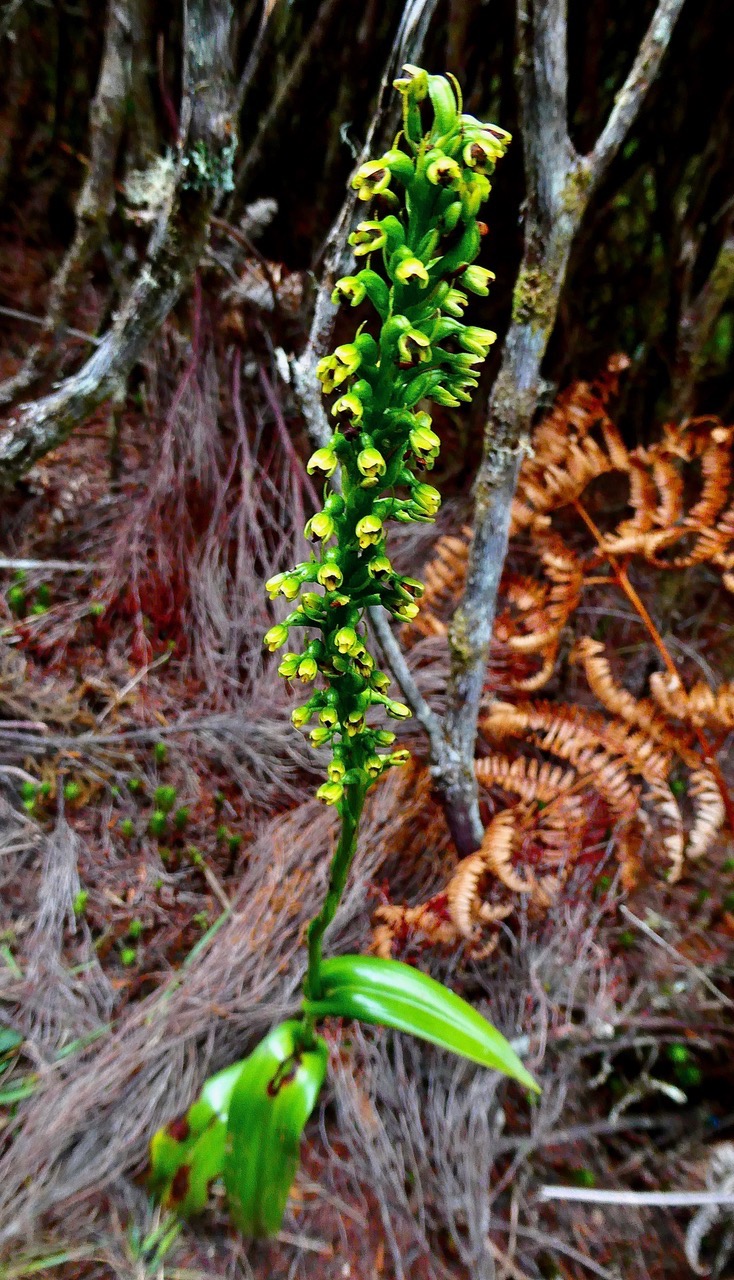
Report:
590,0,687,192
0,0,236,486
440,0,687,855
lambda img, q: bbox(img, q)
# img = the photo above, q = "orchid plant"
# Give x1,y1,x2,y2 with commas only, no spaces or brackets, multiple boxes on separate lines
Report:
150,65,537,1238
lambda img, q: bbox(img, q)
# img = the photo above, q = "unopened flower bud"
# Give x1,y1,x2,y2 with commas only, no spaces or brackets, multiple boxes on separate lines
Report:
443,288,468,317
412,483,442,516
460,264,494,296
386,700,412,720
374,729,396,746
310,726,332,747
460,324,497,356
291,703,314,729
277,652,301,678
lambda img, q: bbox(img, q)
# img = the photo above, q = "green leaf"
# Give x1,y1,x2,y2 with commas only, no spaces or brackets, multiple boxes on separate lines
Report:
303,955,539,1092
223,1020,328,1238
0,1027,23,1057
148,1057,248,1215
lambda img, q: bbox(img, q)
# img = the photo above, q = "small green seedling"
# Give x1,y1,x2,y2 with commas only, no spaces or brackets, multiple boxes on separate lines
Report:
127,919,144,941
63,781,82,804
120,947,137,967
72,890,89,916
127,778,143,795
88,602,106,618
120,818,135,839
6,585,26,616
173,806,190,831
153,785,177,814
153,742,168,765
149,811,168,838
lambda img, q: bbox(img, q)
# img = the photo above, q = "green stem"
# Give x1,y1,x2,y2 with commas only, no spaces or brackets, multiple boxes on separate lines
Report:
305,775,368,1000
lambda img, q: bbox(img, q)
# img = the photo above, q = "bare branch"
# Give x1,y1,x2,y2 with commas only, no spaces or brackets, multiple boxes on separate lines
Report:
0,0,151,408
440,0,687,855
590,0,688,190
672,212,734,418
0,0,236,486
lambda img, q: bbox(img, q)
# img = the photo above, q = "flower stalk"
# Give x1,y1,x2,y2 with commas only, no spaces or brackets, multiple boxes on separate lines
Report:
149,67,536,1244
266,66,510,987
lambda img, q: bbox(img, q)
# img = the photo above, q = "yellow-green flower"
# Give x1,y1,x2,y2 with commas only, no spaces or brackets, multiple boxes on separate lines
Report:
334,626,359,655
277,653,300,678
351,159,392,201
357,447,387,486
386,700,412,720
316,781,343,805
348,221,387,256
409,422,441,461
304,511,335,541
398,328,431,366
297,655,318,683
355,514,383,548
263,624,289,652
291,704,314,728
394,256,430,287
306,447,338,477
317,561,344,591
331,393,364,426
460,325,497,356
331,275,367,307
426,156,462,188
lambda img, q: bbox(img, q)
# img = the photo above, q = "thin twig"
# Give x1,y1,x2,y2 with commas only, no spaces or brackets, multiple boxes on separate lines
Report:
619,905,734,1009
0,559,93,572
539,1187,734,1208
0,307,100,347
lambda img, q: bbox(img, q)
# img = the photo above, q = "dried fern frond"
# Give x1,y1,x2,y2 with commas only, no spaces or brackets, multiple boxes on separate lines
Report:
687,768,727,860
650,670,734,732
